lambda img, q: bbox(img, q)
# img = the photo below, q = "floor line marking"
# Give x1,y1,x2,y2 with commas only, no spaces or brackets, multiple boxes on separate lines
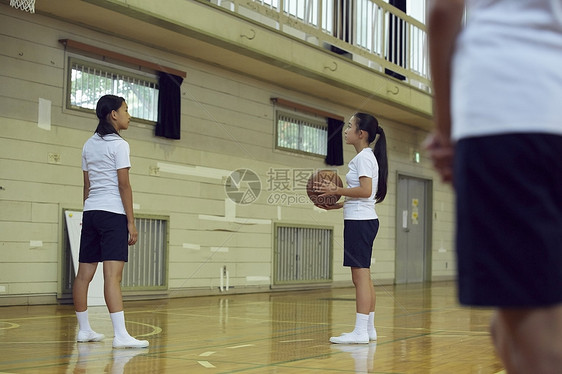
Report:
126,321,163,337
227,344,254,349
279,339,314,343
0,322,20,330
197,360,216,368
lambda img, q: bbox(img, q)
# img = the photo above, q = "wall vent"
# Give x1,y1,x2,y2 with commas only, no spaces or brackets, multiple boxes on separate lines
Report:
274,224,333,285
62,214,168,297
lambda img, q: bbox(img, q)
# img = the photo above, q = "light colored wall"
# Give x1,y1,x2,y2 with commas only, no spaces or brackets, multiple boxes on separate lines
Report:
0,3,455,304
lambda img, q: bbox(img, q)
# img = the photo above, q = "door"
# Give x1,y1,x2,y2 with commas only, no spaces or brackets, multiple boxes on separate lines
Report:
395,175,431,283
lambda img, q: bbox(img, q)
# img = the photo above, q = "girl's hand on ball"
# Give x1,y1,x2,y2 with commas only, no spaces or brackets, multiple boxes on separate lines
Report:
314,180,338,195
316,202,343,210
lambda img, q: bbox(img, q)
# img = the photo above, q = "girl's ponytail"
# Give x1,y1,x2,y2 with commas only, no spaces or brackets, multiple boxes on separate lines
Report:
373,126,388,203
354,112,389,203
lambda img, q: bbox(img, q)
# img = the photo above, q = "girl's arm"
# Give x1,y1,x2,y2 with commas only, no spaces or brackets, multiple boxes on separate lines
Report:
314,176,371,210
83,171,90,205
424,0,465,183
117,167,138,245
427,0,464,139
315,176,372,198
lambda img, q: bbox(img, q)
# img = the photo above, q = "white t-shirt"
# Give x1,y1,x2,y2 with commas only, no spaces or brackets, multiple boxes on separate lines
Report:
343,148,379,220
82,133,131,214
452,0,562,141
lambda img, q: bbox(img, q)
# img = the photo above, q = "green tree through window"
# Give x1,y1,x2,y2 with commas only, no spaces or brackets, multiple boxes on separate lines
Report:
69,58,159,122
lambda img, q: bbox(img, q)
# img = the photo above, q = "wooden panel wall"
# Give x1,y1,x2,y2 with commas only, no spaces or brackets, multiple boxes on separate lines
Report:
0,3,454,303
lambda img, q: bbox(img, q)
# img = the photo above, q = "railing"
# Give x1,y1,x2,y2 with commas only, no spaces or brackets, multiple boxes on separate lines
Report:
211,0,430,92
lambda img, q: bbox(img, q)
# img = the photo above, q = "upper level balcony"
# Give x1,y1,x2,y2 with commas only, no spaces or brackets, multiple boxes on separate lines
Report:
37,0,433,129
221,0,429,92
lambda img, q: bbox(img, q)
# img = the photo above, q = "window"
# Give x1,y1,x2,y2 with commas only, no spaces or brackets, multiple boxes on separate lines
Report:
276,111,328,157
68,57,159,122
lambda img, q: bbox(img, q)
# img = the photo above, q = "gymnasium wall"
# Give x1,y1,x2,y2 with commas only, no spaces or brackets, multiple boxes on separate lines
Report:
0,3,455,305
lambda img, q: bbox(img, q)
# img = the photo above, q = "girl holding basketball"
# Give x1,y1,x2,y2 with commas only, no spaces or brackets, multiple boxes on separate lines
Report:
316,112,388,344
73,94,149,348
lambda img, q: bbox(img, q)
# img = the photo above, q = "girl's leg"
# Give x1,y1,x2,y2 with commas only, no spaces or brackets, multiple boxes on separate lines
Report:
330,267,373,344
73,262,98,312
103,261,149,348
353,268,377,340
352,267,373,314
369,278,376,313
339,268,378,340
73,262,105,342
103,260,124,313
491,305,562,374
367,275,377,340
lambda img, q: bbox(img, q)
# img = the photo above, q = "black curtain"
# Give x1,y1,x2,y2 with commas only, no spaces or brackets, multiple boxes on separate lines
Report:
385,0,407,81
155,72,183,139
325,118,344,166
333,0,353,44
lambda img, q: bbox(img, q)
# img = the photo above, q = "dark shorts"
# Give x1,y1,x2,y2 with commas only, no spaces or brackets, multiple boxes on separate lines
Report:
79,210,129,263
455,133,562,307
343,219,379,268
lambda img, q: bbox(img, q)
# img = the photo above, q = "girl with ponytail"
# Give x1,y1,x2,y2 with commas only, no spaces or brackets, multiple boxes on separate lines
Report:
73,95,149,348
315,112,388,344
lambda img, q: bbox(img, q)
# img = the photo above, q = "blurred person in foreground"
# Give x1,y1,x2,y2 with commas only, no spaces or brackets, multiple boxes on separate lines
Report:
426,0,562,372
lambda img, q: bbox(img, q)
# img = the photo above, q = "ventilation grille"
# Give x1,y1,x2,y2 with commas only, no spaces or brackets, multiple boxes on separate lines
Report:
122,217,167,289
274,225,333,285
62,215,168,295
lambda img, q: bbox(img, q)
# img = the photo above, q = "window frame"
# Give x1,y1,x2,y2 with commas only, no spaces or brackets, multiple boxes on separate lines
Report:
65,55,159,125
275,109,329,158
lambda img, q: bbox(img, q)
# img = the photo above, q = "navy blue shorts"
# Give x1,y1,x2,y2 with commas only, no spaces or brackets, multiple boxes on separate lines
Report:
343,219,379,268
455,134,562,307
79,210,129,263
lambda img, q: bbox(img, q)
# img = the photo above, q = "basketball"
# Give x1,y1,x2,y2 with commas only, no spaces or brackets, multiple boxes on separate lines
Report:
306,170,343,206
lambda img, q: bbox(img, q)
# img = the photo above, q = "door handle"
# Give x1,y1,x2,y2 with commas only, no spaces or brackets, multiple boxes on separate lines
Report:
402,210,409,232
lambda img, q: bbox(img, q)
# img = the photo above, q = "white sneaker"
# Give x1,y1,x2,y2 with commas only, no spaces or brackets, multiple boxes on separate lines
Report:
330,331,369,344
341,329,377,341
77,330,105,342
113,336,149,349
368,328,377,341
331,343,371,354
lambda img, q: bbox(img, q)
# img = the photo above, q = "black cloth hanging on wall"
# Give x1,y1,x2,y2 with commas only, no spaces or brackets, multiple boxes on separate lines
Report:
325,117,344,166
385,0,407,81
155,72,183,139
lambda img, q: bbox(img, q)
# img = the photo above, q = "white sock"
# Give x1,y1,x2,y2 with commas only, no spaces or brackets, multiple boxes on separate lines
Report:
76,310,93,332
368,312,375,331
110,311,131,340
352,313,369,335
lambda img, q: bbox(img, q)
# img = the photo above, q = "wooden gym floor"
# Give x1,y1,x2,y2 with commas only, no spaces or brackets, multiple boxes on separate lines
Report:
0,281,504,373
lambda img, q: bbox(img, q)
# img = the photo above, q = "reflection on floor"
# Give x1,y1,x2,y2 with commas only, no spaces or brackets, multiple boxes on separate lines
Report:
0,281,504,373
